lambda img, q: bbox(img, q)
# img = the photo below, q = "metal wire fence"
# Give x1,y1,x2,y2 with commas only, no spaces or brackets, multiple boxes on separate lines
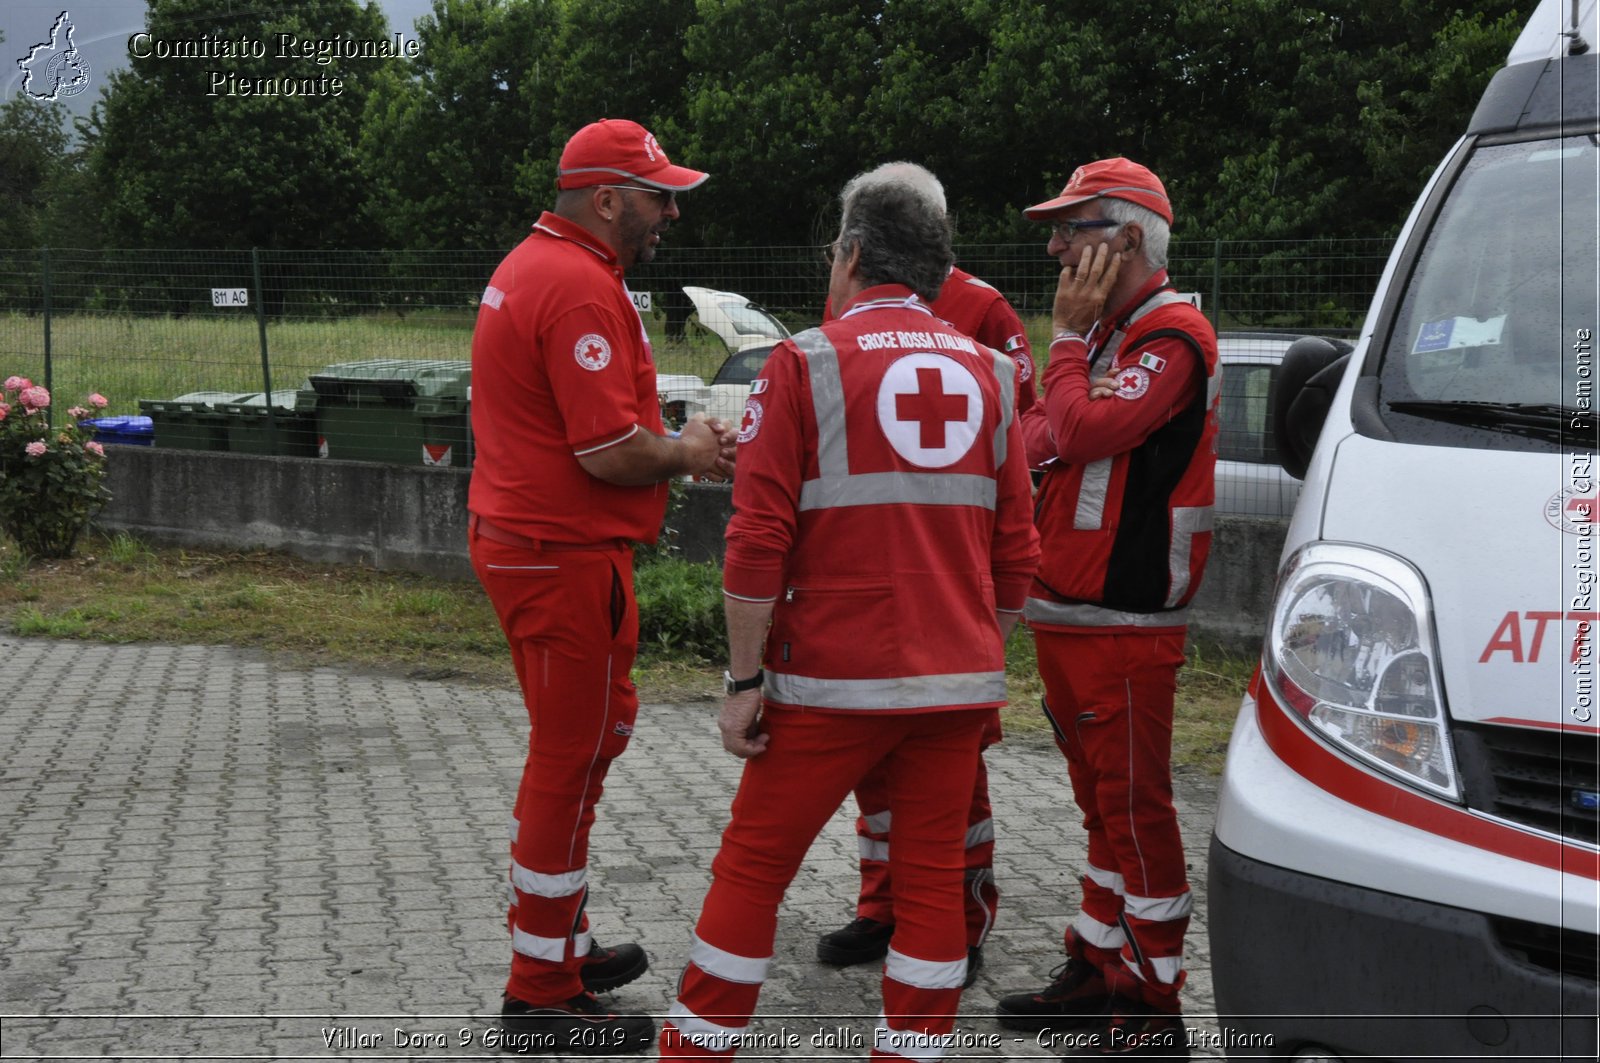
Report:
0,240,1389,510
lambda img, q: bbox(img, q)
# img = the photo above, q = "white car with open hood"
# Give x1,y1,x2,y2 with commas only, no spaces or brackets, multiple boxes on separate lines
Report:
656,286,790,430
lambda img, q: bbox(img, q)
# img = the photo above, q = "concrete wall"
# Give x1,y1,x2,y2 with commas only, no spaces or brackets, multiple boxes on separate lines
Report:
99,447,1283,651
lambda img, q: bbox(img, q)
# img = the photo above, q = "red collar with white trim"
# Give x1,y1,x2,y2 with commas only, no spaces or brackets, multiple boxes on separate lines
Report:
530,211,618,266
837,284,931,319
1102,270,1173,330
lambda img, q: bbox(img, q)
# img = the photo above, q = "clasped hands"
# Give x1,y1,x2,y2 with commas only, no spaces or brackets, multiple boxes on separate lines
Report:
680,412,738,481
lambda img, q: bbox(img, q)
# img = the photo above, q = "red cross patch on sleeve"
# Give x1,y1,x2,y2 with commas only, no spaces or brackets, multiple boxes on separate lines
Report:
1114,365,1151,400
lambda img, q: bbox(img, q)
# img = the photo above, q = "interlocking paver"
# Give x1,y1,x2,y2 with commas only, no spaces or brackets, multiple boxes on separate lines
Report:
0,635,1226,1059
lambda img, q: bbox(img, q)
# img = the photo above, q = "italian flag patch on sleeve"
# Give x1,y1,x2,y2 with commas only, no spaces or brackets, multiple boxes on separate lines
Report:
1138,352,1167,373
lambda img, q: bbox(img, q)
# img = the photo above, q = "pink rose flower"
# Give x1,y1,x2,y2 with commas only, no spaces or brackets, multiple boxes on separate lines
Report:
0,403,8,422
18,385,50,410
4,376,31,392
86,441,105,457
24,440,47,457
68,405,89,419
88,393,108,408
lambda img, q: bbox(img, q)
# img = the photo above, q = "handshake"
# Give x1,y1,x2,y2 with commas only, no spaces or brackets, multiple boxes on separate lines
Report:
678,413,738,482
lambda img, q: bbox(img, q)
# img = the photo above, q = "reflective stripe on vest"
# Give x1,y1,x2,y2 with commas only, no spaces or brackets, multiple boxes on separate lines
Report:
988,346,1015,468
1072,291,1208,532
764,669,1005,710
1074,459,1113,531
1022,596,1190,629
791,328,1009,513
1165,505,1214,608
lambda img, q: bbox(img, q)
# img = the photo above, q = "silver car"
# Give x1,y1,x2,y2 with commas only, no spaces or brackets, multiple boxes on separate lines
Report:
1215,331,1331,518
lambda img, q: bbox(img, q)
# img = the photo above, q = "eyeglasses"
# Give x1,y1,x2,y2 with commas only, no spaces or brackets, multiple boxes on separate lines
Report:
600,184,676,209
1049,218,1121,241
819,241,838,267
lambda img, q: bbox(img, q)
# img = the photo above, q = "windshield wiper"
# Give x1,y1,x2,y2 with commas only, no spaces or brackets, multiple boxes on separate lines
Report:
1386,400,1595,445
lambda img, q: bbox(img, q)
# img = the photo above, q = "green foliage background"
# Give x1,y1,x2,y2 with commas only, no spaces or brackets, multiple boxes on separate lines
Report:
0,0,1526,256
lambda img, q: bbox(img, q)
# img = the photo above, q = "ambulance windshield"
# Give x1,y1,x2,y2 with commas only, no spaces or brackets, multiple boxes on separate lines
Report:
1378,135,1598,450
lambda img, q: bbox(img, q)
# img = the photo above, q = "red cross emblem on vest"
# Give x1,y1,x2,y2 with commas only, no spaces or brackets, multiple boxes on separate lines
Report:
896,367,968,448
877,353,982,468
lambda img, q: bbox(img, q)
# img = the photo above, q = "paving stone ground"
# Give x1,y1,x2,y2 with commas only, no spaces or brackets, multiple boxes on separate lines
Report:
0,636,1226,1062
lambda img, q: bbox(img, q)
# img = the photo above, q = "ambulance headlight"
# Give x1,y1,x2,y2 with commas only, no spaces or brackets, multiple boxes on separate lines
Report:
1263,543,1460,801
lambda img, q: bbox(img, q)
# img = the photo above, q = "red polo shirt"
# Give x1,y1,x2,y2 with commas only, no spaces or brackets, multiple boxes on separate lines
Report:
468,212,669,544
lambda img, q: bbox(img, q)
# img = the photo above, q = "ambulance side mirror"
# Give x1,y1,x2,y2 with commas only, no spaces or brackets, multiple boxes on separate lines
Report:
1271,336,1353,480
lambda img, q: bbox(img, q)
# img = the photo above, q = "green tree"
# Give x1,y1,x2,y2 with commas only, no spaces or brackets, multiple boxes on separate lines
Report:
0,96,70,249
523,0,699,201
863,0,1126,243
1130,0,1522,243
88,0,398,250
679,0,887,248
360,0,557,250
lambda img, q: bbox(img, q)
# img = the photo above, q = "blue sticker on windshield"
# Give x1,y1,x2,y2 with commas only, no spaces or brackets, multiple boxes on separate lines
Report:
1413,315,1506,354
1415,319,1454,352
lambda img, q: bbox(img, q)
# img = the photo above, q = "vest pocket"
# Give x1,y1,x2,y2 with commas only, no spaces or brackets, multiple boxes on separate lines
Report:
768,578,895,677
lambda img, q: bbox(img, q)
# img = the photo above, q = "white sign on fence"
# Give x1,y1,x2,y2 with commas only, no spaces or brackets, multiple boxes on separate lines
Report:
212,288,249,308
631,290,652,313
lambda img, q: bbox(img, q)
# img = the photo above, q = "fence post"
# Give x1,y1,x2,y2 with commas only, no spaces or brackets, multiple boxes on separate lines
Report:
41,247,53,429
251,247,277,451
1210,238,1222,331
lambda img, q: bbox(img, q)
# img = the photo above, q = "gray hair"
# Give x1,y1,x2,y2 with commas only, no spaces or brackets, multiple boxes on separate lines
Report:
1098,197,1170,269
842,161,947,215
836,163,953,302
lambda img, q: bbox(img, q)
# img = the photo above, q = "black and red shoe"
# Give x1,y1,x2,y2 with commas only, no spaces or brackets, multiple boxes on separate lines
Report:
995,956,1113,1032
578,939,649,993
500,992,655,1055
1067,995,1190,1058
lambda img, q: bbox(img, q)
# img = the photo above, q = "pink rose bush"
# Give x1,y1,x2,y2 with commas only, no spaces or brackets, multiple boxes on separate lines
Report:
0,375,112,558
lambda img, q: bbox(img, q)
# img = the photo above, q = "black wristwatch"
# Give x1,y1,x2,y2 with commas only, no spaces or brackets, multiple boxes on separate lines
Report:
723,669,764,694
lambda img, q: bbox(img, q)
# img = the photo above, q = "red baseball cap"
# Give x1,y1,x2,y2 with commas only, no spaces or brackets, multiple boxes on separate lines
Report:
556,119,709,192
1022,157,1173,224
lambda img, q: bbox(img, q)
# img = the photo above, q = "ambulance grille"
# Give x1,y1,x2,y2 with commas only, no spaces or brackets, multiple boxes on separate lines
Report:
1492,917,1600,983
1453,723,1600,846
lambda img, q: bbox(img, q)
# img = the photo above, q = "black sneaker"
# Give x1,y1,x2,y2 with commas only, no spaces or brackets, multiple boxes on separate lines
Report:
500,993,655,1055
1066,995,1188,1058
816,916,894,966
963,945,983,989
995,957,1112,1032
579,939,649,993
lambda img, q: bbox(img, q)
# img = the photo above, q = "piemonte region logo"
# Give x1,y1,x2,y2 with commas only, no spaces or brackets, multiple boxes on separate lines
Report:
17,11,93,102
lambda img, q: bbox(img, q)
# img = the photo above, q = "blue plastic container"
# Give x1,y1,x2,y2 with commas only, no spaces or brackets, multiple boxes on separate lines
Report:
81,415,155,446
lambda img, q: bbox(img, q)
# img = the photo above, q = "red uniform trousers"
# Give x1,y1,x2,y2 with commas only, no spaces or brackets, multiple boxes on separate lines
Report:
661,707,991,1061
469,525,639,1006
1033,628,1192,1013
851,712,1002,948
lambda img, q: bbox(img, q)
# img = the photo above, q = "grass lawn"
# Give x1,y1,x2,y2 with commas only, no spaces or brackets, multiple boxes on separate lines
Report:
0,531,1251,774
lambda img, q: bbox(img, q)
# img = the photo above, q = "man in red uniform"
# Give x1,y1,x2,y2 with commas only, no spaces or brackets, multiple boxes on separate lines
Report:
659,164,1039,1060
994,158,1219,1059
468,118,735,1054
813,166,1037,986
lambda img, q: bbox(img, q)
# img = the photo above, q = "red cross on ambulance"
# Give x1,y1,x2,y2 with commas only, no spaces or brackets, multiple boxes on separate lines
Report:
876,353,983,468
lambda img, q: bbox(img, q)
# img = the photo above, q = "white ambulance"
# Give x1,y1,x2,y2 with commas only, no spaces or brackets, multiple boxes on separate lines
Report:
1208,2,1599,1060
